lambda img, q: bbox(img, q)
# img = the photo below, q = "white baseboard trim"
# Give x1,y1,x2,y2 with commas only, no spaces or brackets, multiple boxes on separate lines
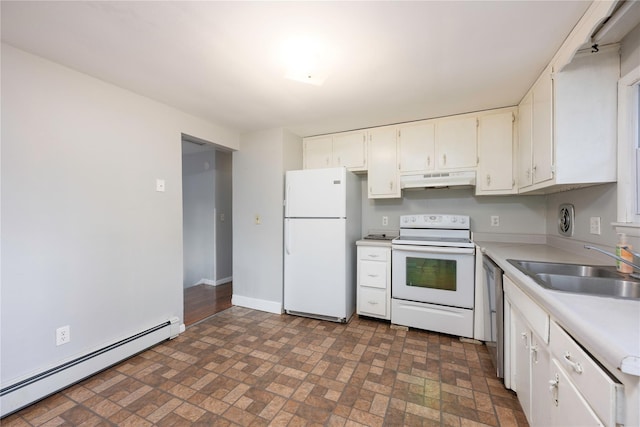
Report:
191,277,232,287
231,294,282,315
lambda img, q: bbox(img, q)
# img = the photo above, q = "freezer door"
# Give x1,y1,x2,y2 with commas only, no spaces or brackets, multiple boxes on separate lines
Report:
284,218,351,319
285,168,346,218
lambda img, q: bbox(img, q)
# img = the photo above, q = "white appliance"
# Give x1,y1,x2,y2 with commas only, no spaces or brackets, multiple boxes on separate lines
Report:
391,214,475,338
284,167,361,322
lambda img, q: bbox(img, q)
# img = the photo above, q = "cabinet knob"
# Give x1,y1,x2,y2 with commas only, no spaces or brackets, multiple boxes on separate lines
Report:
427,156,431,167
443,154,447,165
486,174,491,186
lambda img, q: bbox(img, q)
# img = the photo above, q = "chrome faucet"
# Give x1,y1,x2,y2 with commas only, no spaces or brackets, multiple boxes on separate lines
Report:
584,244,640,279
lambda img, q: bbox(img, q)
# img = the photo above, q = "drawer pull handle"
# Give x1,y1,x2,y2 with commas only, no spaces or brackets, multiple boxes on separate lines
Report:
563,352,583,374
368,254,380,258
549,373,559,407
367,274,379,277
368,301,378,305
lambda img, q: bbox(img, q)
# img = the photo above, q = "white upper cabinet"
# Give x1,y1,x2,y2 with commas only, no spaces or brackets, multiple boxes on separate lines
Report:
332,131,367,170
435,115,478,170
518,47,619,193
476,108,517,195
368,126,400,199
531,65,554,185
303,131,366,172
518,92,533,188
303,136,332,169
398,121,436,173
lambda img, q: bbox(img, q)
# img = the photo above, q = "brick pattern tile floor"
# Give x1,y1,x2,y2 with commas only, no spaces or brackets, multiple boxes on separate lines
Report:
2,307,528,426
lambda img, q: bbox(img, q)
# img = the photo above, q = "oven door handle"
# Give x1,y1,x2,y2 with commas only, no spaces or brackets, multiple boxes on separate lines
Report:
392,245,475,255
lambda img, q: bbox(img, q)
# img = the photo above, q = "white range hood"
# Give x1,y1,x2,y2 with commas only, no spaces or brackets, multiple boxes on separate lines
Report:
400,170,476,189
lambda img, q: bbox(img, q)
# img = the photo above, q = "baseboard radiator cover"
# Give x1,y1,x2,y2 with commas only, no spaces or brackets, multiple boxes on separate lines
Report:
0,317,180,418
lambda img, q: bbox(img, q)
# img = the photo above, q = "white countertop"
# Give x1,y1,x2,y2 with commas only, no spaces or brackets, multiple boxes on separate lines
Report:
356,238,393,247
476,240,640,378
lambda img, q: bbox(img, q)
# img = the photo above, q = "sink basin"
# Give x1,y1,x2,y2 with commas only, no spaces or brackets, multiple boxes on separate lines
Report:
508,260,621,278
507,259,640,300
535,273,640,299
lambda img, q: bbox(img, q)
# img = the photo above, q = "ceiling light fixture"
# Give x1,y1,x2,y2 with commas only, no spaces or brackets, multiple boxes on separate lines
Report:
280,36,329,86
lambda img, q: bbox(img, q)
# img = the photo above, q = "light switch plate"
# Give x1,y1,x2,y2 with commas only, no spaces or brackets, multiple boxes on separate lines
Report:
590,216,601,235
156,179,166,192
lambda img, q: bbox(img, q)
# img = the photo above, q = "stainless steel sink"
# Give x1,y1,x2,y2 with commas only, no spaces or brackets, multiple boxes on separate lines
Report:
507,259,640,300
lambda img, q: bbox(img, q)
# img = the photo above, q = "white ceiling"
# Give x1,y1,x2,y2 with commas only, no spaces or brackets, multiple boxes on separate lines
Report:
1,1,593,137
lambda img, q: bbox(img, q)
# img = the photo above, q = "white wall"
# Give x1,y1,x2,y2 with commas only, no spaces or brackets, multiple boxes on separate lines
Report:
546,184,621,248
182,150,216,288
232,128,301,313
0,44,239,387
361,180,547,236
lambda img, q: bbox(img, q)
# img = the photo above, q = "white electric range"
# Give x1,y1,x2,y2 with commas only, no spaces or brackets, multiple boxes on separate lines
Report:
391,214,475,338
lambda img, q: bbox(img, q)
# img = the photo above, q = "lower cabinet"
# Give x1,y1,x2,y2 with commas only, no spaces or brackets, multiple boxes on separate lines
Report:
356,245,391,320
504,274,623,427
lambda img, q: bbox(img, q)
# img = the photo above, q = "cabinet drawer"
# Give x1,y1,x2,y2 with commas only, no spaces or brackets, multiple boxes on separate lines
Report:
360,260,387,288
504,275,549,343
549,321,623,426
359,287,387,317
359,246,389,261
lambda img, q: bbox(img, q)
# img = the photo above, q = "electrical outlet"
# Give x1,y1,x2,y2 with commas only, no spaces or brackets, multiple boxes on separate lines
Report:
56,325,70,346
220,213,225,222
590,216,601,235
382,216,388,226
155,179,165,192
491,216,500,227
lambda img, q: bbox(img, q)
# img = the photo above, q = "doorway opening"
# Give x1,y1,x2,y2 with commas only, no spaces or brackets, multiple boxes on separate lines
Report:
181,134,233,326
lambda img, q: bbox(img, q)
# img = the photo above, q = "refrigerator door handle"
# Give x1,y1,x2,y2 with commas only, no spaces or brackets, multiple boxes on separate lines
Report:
285,219,292,255
285,184,290,217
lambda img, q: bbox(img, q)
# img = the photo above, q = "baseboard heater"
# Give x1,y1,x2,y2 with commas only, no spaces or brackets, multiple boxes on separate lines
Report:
0,317,180,418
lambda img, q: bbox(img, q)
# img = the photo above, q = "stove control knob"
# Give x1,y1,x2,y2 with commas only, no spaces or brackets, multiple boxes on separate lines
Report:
452,217,457,223
411,217,416,223
429,215,436,221
460,217,466,224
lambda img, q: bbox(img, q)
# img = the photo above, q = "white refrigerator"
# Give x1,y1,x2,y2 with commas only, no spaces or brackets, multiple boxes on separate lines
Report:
283,167,361,322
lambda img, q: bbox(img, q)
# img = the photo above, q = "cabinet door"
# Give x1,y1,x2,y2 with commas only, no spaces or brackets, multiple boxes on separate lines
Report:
435,116,478,170
333,131,367,171
398,121,435,173
477,111,515,193
303,136,332,169
530,332,551,427
513,309,532,421
549,359,604,426
518,91,533,188
368,127,400,198
532,66,554,184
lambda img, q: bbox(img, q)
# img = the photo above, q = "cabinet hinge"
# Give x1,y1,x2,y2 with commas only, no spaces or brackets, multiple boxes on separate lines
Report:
398,129,401,138
477,156,479,165
476,118,479,127
512,112,515,122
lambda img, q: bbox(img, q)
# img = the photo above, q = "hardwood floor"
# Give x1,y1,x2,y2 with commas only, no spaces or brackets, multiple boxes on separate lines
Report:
183,282,232,326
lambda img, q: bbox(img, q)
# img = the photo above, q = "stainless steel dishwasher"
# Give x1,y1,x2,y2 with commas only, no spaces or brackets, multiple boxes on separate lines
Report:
482,255,504,379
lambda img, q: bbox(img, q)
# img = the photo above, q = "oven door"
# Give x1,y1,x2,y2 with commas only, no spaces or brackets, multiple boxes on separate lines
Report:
392,245,475,308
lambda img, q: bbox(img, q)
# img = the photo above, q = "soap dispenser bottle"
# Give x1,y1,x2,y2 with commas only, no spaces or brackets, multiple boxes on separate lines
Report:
616,233,633,274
